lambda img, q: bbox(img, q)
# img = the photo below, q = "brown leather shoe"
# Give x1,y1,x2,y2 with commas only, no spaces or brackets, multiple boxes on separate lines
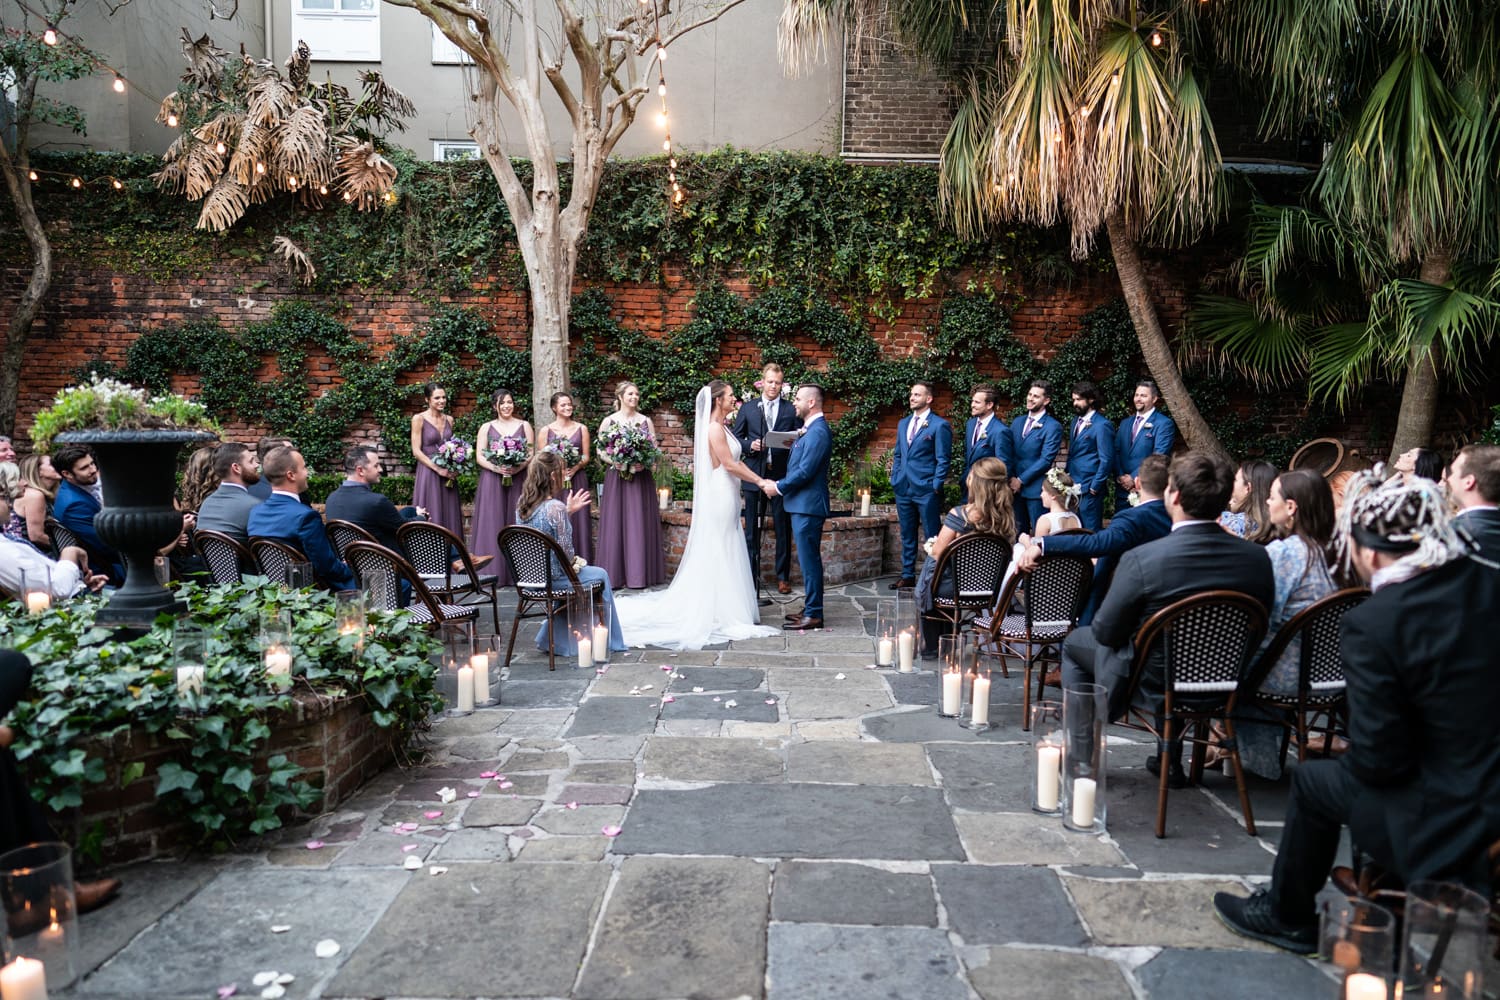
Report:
784,617,823,631
784,612,805,622
468,553,495,571
888,578,916,590
777,580,792,595
1042,668,1062,688
75,877,122,914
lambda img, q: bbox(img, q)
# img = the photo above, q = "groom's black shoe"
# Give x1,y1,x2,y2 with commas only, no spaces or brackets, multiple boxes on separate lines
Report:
784,617,823,631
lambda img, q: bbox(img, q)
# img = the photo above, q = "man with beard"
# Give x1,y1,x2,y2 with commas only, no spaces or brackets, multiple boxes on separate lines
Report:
195,443,264,542
1113,379,1176,508
1064,381,1114,530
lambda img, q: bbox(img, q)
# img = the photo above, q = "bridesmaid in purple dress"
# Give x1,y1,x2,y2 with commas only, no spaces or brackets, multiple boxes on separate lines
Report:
409,382,464,536
595,381,665,589
540,391,593,563
471,388,533,586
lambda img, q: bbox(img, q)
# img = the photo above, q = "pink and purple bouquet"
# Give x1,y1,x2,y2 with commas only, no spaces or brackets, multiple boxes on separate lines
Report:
483,436,531,487
598,422,661,481
544,437,583,470
433,436,473,489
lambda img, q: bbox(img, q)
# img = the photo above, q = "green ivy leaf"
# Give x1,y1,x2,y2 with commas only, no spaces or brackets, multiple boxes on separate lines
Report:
221,766,254,792
155,762,199,795
119,761,146,787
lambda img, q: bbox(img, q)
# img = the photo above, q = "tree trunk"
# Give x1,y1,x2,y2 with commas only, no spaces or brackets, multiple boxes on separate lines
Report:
524,222,573,431
1387,249,1452,458
1105,212,1228,461
0,144,51,440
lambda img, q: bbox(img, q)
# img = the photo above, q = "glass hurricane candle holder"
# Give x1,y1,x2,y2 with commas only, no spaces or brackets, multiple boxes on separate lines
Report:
172,622,207,702
591,602,612,666
440,624,474,716
1398,880,1489,999
471,637,500,707
657,486,671,511
961,664,993,733
364,573,394,612
1031,700,1064,815
858,488,872,517
283,561,315,590
873,600,898,669
567,585,598,670
19,566,51,616
1320,895,1396,1000
335,590,366,649
1062,682,1108,833
0,841,80,989
936,634,970,718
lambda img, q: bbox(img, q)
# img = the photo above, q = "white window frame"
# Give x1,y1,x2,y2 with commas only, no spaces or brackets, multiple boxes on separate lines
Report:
431,22,475,65
291,0,380,62
434,140,480,162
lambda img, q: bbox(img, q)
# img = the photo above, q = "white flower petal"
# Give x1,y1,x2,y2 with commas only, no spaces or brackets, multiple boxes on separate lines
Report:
692,686,704,693
270,925,291,934
724,700,738,708
437,787,458,804
429,866,449,876
252,973,277,987
403,854,422,870
834,673,846,680
274,974,295,985
260,986,286,1000
314,939,340,959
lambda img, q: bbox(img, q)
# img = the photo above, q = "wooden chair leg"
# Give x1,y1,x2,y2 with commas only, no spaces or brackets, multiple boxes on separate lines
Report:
502,607,522,669
1222,716,1257,836
1155,718,1173,839
1021,655,1033,730
1033,645,1048,709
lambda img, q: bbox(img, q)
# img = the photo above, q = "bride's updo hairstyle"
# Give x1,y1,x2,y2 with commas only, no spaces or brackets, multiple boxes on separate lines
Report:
517,450,566,522
966,457,1017,541
708,379,732,408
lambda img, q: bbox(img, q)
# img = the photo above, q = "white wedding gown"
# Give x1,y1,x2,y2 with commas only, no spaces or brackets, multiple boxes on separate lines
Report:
615,397,778,650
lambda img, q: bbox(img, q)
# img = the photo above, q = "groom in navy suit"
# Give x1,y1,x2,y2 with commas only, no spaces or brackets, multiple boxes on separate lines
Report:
731,363,799,594
890,381,952,588
765,384,831,631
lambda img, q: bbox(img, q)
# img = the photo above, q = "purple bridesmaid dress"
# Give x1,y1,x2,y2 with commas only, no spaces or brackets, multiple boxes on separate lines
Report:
595,419,665,589
543,425,593,563
413,418,464,537
470,425,524,586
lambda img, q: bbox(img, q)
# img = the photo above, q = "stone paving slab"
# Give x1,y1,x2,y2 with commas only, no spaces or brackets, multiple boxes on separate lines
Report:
785,741,935,785
883,671,940,705
515,836,609,862
565,696,661,736
613,785,965,860
771,862,938,926
506,750,570,771
575,858,769,999
478,773,551,797
766,923,968,1000
1065,877,1275,950
767,666,889,690
74,861,222,981
501,677,592,708
569,734,647,759
784,686,895,719
531,804,626,835
925,744,1034,811
641,735,785,783
931,865,1088,947
328,864,609,998
1103,769,1278,874
670,666,765,690
557,783,633,805
1134,948,1333,999
864,707,1011,744
566,760,637,784
433,827,514,861
590,662,673,696
660,689,780,722
955,812,1128,866
967,946,1134,999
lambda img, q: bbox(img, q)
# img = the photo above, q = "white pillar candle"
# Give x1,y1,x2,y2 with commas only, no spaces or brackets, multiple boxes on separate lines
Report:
1071,777,1097,828
897,630,915,673
970,673,991,725
859,491,871,517
0,956,49,1000
658,487,671,510
1036,745,1061,810
877,637,894,666
456,665,475,712
24,592,49,615
941,668,962,716
1343,973,1386,1000
176,665,205,697
576,635,592,670
471,653,490,703
264,649,292,676
592,624,609,659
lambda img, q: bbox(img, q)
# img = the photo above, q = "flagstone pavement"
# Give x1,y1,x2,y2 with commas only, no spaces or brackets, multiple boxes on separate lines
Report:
62,580,1417,999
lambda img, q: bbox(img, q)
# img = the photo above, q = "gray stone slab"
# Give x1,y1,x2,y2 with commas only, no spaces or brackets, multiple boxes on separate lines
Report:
969,947,1133,999
771,862,937,926
864,708,1010,744
781,634,874,652
768,666,889,690
640,736,785,783
558,783,633,805
613,785,964,860
785,741,935,785
565,696,661,737
565,760,637,784
330,835,437,868
654,719,726,737
80,868,407,998
728,636,788,651
1105,768,1277,874
784,686,895,719
381,801,461,829
767,923,967,1000
442,734,511,760
661,689,780,722
478,773,551,797
955,812,1127,865
75,861,220,978
1135,948,1332,1000
532,805,626,835
575,857,770,1000
1065,877,1273,950
394,777,488,801
434,827,514,861
670,666,765,691
505,750,570,771
926,744,1034,811
462,795,542,827
884,671,940,705
329,863,608,997
569,734,647,760
716,651,816,668
430,711,509,737
931,865,1087,946
516,836,608,862
496,707,575,739
589,662,672,696
500,676,591,708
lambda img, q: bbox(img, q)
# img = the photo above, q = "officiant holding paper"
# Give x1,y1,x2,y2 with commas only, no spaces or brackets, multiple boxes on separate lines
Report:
732,363,799,594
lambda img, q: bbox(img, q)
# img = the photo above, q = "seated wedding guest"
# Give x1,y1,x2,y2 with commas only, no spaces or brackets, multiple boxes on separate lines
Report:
1219,459,1277,542
178,445,219,514
1060,452,1274,786
0,463,26,544
0,651,121,915
326,446,413,555
915,457,1016,659
16,454,60,550
246,435,299,502
51,444,124,585
0,435,13,464
196,444,263,542
1327,469,1356,514
1445,444,1500,560
515,451,626,657
0,492,109,601
246,446,356,591
1016,454,1172,624
997,466,1082,598
1214,472,1500,955
1392,446,1444,484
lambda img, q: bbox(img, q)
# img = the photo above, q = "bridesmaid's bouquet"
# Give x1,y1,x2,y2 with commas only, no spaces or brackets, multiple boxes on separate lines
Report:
544,437,583,470
483,436,531,487
433,437,473,489
598,423,661,481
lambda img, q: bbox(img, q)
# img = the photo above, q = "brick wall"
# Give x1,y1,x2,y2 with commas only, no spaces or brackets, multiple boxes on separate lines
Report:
841,32,955,159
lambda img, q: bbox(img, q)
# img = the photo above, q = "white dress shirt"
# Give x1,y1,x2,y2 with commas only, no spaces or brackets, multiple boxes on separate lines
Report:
0,535,83,599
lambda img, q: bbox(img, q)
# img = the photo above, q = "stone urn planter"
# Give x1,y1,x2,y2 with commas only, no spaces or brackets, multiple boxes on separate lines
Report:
54,429,218,626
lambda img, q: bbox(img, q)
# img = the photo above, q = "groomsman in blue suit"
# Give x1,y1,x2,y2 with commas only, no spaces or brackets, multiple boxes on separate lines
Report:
1113,379,1176,508
961,384,1010,501
246,446,357,591
889,381,952,588
765,385,832,631
1008,379,1064,535
1065,381,1115,531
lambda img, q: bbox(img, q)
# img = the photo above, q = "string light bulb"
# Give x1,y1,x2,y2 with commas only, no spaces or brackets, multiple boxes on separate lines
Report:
673,189,683,204
656,110,668,127
27,170,37,181
1052,130,1063,143
343,191,353,202
1150,30,1163,47
657,81,666,97
657,46,667,60
383,190,396,203
43,24,57,45
166,112,178,127
669,158,677,169
287,174,298,187
318,184,328,195
215,141,226,154
662,138,671,151
112,76,125,93
1079,104,1091,117
255,161,265,175
70,177,81,188
1111,70,1121,85
112,178,123,189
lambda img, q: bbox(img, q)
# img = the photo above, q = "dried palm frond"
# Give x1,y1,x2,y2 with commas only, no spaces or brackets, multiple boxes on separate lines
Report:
152,157,188,195
182,143,225,200
286,40,311,91
335,138,398,208
157,92,184,126
273,105,330,180
245,73,297,128
197,175,250,231
356,71,417,130
272,236,317,285
193,112,244,149
778,0,844,78
227,120,270,186
180,29,228,87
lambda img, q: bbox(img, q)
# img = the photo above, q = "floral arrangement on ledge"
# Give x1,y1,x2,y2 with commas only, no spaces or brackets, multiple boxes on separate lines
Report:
1,581,442,851
28,373,222,452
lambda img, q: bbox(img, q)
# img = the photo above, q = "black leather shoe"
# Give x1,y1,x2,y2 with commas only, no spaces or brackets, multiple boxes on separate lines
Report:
1213,889,1318,956
784,617,823,631
888,578,916,590
1145,753,1190,789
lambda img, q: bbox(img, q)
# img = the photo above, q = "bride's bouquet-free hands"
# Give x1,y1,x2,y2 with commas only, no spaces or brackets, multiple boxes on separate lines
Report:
433,437,473,489
483,436,531,487
598,423,661,481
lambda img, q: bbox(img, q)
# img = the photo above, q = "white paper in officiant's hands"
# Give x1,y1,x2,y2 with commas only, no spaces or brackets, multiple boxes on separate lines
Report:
764,430,802,450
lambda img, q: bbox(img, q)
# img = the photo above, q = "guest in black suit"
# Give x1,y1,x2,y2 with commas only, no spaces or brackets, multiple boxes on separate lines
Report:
731,363,798,594
1060,452,1274,772
1446,443,1500,561
324,446,414,555
1215,472,1500,955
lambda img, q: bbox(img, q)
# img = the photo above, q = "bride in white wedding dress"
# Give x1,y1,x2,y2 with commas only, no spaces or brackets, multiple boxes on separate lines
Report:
614,381,780,650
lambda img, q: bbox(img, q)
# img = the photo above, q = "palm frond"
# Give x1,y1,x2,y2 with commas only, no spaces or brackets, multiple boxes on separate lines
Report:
285,40,311,91
777,0,846,78
196,175,250,232
1306,320,1383,407
987,32,1074,235
1212,0,1361,135
271,235,317,285
335,138,398,210
1370,277,1500,385
939,72,1003,240
1146,63,1223,247
356,70,417,130
1188,293,1310,387
274,105,330,181
179,28,228,87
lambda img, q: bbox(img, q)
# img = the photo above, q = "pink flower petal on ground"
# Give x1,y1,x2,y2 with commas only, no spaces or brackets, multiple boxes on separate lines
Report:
423,810,443,819
397,822,420,832
566,801,578,810
498,781,513,789
661,695,675,704
660,664,672,672
305,841,324,850
495,774,507,781
601,825,623,837
765,699,777,705
217,986,238,999
479,771,497,778
401,843,420,852
466,791,480,798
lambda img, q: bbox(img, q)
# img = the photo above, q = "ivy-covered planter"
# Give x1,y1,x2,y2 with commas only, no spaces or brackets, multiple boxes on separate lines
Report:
55,429,218,626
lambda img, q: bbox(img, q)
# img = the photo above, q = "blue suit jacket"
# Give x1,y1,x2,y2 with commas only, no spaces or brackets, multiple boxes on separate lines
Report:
1113,410,1177,480
730,395,799,489
1065,413,1116,497
53,480,124,581
891,412,952,498
1041,498,1171,623
1010,413,1064,498
247,493,357,591
962,416,1012,477
778,417,831,518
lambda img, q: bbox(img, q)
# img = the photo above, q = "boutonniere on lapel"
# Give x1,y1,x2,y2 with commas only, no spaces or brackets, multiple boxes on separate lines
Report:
917,417,929,433
1079,417,1092,430
1142,422,1154,431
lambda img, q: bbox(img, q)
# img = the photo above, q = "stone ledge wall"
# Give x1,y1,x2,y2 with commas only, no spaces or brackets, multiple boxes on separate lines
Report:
660,507,893,585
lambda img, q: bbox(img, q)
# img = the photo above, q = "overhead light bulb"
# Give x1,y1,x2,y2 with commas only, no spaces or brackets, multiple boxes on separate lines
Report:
71,177,81,188
673,189,683,204
656,111,668,127
1111,70,1121,85
1150,30,1163,46
166,112,179,127
27,170,37,181
669,157,677,169
287,174,298,186
319,184,328,195
255,161,265,174
112,178,123,189
215,141,226,154
657,82,666,97
662,139,671,151
113,76,125,93
43,24,57,45
1053,130,1062,143
343,192,353,202
1079,105,1090,117
657,47,667,60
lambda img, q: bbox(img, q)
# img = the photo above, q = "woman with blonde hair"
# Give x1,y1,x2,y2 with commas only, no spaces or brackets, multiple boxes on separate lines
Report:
15,454,60,550
595,381,665,588
178,445,220,512
914,457,1017,658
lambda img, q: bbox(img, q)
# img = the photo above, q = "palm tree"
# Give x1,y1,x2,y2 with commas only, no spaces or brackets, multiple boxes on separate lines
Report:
780,0,1230,457
1207,1,1500,455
